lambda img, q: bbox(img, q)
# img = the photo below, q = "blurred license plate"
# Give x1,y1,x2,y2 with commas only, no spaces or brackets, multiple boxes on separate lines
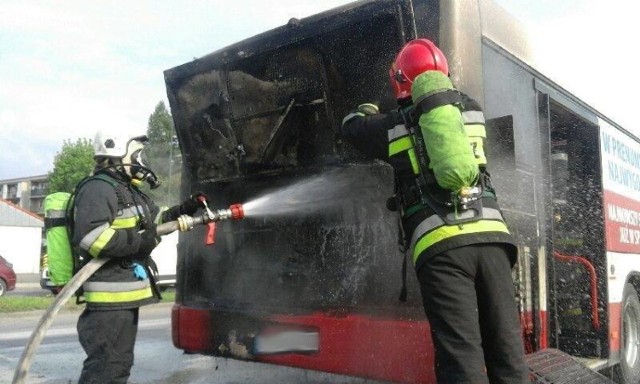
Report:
254,330,319,354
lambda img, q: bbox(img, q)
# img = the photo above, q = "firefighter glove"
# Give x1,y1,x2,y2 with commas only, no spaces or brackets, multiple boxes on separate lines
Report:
138,225,160,255
133,263,148,280
179,192,210,215
341,103,379,128
357,103,379,116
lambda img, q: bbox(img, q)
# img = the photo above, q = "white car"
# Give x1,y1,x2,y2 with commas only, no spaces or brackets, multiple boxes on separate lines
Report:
150,231,178,290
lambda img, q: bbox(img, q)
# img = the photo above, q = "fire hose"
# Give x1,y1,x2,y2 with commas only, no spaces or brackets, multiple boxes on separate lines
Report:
12,203,244,384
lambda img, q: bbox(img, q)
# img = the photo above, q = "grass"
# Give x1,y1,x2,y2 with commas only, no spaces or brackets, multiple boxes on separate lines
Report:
0,289,176,313
0,294,76,313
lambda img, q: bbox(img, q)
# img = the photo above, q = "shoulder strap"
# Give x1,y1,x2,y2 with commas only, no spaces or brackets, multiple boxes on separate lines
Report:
458,92,481,111
414,89,462,116
90,173,127,207
91,172,119,187
66,173,130,288
66,173,127,239
399,107,438,191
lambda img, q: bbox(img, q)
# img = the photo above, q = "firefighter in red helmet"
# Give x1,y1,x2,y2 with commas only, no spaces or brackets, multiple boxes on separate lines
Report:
388,38,449,100
340,38,528,383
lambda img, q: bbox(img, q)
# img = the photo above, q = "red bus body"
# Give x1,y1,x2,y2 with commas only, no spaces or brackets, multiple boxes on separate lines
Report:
164,0,640,382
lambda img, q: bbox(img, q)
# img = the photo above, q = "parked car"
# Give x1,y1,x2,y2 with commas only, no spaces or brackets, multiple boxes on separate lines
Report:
151,232,178,291
0,254,17,296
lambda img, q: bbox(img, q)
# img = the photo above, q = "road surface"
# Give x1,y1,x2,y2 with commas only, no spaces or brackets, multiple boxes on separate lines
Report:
0,298,388,383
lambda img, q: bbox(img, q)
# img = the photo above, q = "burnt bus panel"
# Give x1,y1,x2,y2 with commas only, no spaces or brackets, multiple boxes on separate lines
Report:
225,48,335,170
180,165,421,314
170,12,407,181
165,0,437,317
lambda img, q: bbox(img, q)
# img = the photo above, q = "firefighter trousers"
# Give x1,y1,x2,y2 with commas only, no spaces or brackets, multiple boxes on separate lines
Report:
417,243,528,384
77,307,139,384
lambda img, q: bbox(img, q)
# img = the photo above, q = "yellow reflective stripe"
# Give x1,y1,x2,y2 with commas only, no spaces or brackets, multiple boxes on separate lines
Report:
409,208,505,251
84,286,153,303
80,223,110,252
112,216,138,229
408,148,420,175
389,136,413,157
88,228,116,257
412,220,511,264
464,124,486,138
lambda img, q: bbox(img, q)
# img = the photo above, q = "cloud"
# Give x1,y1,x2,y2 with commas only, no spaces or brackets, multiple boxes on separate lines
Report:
0,0,355,179
3,0,631,179
524,0,637,132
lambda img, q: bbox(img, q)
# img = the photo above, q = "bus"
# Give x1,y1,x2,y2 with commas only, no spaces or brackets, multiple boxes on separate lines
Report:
163,0,640,382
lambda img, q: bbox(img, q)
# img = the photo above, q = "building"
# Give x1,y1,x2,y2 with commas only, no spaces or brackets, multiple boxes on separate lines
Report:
0,174,48,216
0,199,44,274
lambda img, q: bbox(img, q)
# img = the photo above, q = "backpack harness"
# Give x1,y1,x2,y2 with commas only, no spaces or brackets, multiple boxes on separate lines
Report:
44,174,126,295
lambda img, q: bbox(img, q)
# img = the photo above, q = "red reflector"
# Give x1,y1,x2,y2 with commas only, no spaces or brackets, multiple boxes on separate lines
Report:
172,304,212,352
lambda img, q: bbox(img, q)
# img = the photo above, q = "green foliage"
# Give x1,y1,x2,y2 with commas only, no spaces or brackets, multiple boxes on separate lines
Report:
0,290,175,312
0,294,79,312
143,101,182,207
147,101,174,144
48,138,94,193
44,101,183,204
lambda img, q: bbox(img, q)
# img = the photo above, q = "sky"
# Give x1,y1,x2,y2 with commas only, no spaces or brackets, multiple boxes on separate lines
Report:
0,0,636,180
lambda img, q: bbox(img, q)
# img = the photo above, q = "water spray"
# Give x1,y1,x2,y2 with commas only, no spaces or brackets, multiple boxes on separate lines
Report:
241,168,363,218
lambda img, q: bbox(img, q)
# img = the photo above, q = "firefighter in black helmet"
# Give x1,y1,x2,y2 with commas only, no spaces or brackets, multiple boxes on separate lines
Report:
72,130,210,384
339,39,527,383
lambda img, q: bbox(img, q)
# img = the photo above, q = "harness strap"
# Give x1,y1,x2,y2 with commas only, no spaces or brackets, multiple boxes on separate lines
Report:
409,207,505,252
414,89,462,116
69,173,128,265
394,200,409,303
399,108,433,200
399,253,408,302
92,173,127,207
44,217,68,229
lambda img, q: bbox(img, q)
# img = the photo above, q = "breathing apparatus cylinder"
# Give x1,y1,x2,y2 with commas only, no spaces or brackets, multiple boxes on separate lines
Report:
43,192,74,286
411,71,479,193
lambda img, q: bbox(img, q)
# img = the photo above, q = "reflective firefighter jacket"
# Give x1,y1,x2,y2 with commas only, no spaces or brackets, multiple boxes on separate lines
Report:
71,171,162,309
340,95,516,271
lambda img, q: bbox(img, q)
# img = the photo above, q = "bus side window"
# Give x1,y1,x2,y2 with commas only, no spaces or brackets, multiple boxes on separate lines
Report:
486,116,538,231
486,115,515,169
486,116,517,208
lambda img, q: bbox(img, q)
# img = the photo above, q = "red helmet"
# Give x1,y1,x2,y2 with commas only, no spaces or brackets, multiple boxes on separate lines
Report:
389,38,449,100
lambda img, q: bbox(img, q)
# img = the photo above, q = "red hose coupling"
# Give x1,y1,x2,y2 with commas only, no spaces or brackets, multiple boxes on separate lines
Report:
229,203,244,220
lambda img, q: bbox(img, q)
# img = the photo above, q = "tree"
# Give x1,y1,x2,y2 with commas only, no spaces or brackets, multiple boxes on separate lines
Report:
48,138,94,193
147,101,174,144
143,101,182,206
